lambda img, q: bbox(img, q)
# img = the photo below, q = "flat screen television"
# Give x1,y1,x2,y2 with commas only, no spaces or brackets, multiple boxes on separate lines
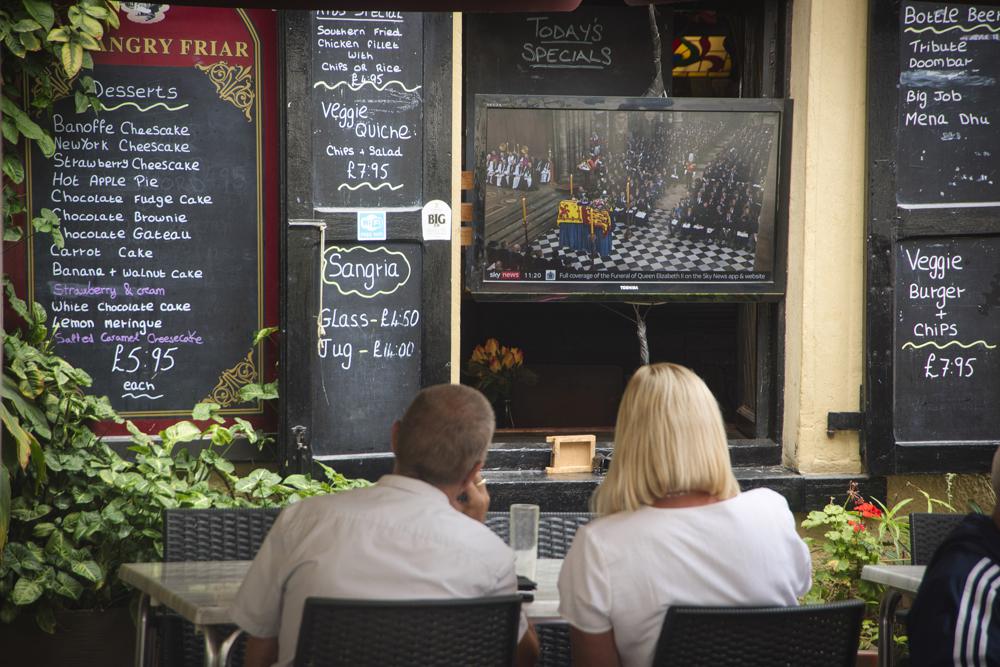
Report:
467,95,791,299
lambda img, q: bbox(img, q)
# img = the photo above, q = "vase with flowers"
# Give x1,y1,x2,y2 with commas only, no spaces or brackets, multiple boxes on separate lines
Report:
466,338,536,428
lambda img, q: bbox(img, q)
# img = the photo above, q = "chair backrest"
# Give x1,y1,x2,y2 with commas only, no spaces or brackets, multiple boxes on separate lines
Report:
293,596,522,667
536,624,572,667
163,507,281,561
538,513,594,559
652,600,865,667
485,511,595,559
161,508,283,667
485,511,510,545
909,512,966,565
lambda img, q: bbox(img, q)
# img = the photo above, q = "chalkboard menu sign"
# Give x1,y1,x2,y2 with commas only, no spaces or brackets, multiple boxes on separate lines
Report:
865,0,1000,472
463,7,655,164
894,237,1000,440
465,8,654,96
27,7,269,417
311,11,423,211
313,243,422,455
897,1,1000,208
283,11,450,463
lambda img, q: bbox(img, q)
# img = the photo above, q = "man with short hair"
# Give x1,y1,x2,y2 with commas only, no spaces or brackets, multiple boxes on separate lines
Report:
908,447,1000,666
234,384,539,667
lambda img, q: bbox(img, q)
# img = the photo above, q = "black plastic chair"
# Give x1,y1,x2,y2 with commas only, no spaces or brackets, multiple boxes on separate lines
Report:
883,511,965,666
652,600,865,667
539,513,595,559
909,512,965,565
535,513,595,666
485,511,510,544
537,624,572,667
160,507,282,667
163,507,281,562
293,595,522,667
484,511,595,558
485,511,595,667
875,513,965,667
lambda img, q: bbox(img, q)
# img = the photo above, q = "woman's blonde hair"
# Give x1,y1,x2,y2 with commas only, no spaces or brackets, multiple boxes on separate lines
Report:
592,363,740,515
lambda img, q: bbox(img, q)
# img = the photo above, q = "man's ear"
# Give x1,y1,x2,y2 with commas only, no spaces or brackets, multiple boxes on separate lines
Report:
461,460,484,488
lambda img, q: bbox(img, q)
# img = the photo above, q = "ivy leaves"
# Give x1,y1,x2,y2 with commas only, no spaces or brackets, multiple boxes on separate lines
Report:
253,327,280,346
2,517,105,631
12,577,44,607
4,5,46,57
0,94,53,157
241,328,280,401
48,2,118,77
31,208,62,248
239,381,279,402
22,1,55,32
1,399,370,630
1,0,115,242
2,0,119,78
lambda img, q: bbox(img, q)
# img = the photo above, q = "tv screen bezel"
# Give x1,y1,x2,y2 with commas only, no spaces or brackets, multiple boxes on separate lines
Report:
467,95,792,301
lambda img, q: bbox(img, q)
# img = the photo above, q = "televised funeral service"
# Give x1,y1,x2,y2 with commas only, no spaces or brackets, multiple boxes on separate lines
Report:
481,106,780,285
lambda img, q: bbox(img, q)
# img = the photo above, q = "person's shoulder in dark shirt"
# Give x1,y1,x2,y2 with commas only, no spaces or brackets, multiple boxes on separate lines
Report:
909,513,1000,666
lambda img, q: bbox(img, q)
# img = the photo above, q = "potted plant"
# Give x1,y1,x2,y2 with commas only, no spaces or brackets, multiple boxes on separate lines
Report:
801,482,954,665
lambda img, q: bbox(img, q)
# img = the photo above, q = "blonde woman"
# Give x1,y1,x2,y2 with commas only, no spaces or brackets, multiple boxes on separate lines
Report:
557,363,811,667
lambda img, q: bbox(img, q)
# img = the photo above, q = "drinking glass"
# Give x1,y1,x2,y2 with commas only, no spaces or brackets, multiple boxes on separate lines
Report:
509,503,540,580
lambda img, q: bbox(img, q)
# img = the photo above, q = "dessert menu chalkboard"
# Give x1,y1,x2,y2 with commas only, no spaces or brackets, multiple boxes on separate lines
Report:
894,236,1000,440
313,243,422,455
897,1,1000,208
27,8,265,416
311,11,423,211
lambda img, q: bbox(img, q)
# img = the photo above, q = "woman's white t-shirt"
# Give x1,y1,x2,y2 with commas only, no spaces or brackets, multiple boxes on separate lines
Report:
557,488,812,667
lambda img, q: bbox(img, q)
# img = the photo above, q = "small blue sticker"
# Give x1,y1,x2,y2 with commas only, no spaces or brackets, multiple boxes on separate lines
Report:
357,211,387,241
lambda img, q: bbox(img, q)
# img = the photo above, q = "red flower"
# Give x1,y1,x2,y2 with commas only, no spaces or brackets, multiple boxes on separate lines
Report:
854,502,883,519
847,519,864,533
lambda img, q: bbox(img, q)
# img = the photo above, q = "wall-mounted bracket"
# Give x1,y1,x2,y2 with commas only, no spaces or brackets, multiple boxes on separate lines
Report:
827,412,863,438
289,425,312,475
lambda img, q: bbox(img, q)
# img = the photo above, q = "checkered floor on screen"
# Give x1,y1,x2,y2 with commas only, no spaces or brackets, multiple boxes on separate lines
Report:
533,209,756,273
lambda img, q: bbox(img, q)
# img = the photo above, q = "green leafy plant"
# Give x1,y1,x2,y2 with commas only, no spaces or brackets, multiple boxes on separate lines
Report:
2,0,118,245
1,381,367,631
236,327,280,403
0,295,367,631
2,280,118,548
1,0,122,548
802,482,954,650
0,1,368,634
802,489,888,606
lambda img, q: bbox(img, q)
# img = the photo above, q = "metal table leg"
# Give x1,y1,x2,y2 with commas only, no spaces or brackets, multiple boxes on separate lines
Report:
134,593,150,667
878,589,903,667
203,625,224,667
219,628,244,667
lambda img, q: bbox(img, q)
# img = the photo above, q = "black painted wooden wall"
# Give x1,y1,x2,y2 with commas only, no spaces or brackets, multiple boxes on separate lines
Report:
866,0,1000,474
280,12,453,464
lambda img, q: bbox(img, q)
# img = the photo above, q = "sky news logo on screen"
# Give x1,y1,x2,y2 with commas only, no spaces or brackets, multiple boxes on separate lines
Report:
487,270,521,280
